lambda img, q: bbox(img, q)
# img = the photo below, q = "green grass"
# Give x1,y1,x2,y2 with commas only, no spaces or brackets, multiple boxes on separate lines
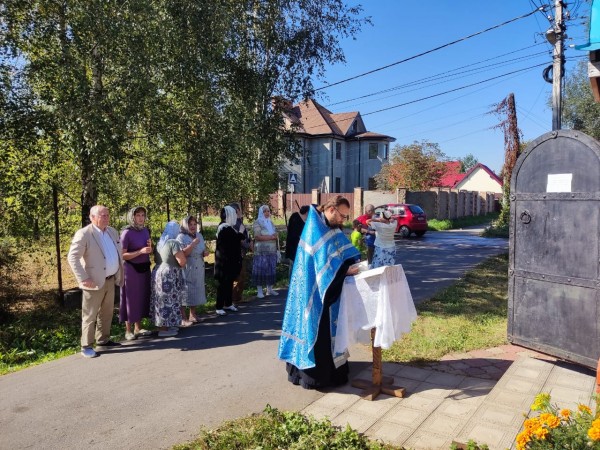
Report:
174,405,402,450
428,212,500,232
382,253,509,363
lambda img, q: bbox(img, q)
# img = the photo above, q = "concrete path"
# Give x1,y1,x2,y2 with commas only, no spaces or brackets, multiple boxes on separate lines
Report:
0,294,329,450
305,351,596,449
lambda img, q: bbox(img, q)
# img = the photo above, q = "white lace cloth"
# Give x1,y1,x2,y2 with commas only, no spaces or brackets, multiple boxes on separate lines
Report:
334,264,417,354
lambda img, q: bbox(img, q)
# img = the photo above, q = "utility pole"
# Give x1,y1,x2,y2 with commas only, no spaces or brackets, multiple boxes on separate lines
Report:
550,0,565,130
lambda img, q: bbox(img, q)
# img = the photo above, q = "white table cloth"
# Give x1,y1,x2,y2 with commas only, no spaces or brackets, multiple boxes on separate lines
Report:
334,264,417,354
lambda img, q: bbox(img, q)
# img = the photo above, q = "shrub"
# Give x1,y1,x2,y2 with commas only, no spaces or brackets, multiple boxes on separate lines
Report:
515,393,600,449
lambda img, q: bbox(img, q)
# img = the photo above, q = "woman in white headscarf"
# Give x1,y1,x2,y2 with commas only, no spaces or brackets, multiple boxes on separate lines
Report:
177,215,208,323
367,210,398,269
213,206,244,315
151,221,189,336
252,205,279,298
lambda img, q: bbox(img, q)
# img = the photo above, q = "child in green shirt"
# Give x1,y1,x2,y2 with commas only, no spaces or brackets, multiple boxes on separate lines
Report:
351,219,364,253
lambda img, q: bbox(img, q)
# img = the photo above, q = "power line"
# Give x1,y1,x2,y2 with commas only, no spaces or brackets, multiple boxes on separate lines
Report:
330,50,550,110
314,6,548,92
361,62,550,117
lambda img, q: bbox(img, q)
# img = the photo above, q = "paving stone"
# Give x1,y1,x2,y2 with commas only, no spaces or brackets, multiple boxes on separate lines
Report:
380,403,429,427
465,367,486,377
436,398,479,418
457,377,496,391
402,429,453,450
347,396,398,419
364,420,414,446
331,409,378,434
395,365,433,381
424,371,465,388
454,421,519,450
400,393,444,412
471,403,524,427
301,403,341,421
419,412,464,436
412,381,455,399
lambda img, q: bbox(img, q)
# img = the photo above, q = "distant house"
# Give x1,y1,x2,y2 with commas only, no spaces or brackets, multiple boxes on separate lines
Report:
280,99,396,193
437,161,503,194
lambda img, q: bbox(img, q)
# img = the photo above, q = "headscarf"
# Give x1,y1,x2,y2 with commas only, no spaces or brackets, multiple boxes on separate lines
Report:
180,215,197,238
125,206,147,231
216,206,237,237
157,220,180,251
256,204,276,235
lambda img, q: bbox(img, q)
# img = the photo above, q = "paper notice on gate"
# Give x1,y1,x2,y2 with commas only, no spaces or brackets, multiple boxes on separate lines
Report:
546,173,572,193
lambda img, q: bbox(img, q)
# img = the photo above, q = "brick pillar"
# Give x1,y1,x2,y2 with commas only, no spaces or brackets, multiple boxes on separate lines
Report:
397,188,407,203
311,188,319,206
353,187,363,219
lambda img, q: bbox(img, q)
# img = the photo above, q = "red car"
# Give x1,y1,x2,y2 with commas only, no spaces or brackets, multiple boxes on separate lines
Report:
373,203,428,238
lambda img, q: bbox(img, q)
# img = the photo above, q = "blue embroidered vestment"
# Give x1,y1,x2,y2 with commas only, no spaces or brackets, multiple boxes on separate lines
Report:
278,207,360,370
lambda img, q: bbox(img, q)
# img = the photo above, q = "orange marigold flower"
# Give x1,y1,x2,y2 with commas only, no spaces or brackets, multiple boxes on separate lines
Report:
523,418,539,429
588,425,600,441
541,414,560,429
533,426,548,439
578,404,592,415
516,431,530,450
559,409,570,419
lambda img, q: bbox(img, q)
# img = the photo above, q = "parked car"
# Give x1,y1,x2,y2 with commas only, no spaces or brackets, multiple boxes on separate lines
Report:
373,203,428,238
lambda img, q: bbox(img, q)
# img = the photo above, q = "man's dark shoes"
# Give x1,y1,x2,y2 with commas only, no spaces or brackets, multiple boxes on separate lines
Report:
96,340,121,348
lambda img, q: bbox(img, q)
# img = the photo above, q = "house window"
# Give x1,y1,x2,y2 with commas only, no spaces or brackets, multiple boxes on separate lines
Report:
384,144,389,160
305,147,311,165
351,121,357,133
368,177,377,190
369,143,378,159
335,142,341,160
335,177,341,193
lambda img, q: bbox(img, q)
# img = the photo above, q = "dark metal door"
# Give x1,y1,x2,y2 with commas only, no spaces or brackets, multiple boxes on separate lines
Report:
508,130,600,369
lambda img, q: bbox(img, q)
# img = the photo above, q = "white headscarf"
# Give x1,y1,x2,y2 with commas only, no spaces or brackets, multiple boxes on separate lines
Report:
217,206,237,237
256,205,276,234
157,220,180,251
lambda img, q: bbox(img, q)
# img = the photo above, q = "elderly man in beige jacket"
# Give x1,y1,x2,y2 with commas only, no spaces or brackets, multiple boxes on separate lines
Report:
68,205,124,358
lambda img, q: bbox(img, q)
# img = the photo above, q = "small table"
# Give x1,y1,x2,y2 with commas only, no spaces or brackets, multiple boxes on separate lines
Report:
337,264,417,401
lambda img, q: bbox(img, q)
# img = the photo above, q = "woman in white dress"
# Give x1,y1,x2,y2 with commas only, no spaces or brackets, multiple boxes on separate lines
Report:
367,210,397,269
177,215,209,323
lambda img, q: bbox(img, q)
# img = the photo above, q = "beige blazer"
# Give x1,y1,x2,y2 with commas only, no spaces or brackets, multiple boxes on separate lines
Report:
67,224,123,290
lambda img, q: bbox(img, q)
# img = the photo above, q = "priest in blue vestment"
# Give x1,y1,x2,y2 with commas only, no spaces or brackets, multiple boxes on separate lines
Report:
278,196,360,389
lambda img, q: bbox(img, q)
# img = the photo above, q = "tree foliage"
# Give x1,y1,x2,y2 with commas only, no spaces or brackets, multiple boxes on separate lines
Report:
459,153,478,172
0,0,367,236
375,141,448,191
562,60,600,141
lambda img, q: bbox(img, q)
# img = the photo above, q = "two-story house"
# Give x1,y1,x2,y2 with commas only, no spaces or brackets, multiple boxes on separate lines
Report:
280,99,396,194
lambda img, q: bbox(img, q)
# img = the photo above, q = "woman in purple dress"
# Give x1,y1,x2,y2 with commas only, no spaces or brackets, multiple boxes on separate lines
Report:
120,206,153,341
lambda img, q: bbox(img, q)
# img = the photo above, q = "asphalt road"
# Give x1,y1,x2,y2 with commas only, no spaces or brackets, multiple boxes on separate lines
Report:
0,228,507,450
394,227,508,304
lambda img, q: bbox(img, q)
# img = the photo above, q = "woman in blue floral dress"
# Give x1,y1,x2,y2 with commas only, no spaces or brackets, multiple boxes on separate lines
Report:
151,221,188,337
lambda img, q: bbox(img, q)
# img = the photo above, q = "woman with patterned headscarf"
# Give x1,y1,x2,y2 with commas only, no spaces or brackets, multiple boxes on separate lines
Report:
177,215,208,323
151,221,189,336
120,206,153,341
252,205,279,298
213,206,244,315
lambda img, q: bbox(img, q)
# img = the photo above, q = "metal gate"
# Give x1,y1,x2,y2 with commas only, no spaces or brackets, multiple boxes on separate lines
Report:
508,130,600,369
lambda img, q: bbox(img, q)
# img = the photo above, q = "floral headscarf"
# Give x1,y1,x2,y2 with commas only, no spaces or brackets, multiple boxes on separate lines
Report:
157,220,180,251
180,215,197,238
216,206,237,237
125,206,147,231
256,205,276,234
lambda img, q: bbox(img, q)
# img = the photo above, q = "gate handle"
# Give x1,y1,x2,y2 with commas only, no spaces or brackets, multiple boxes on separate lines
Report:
520,210,531,224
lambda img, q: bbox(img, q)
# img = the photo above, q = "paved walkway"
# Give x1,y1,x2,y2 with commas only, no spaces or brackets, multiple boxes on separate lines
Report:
303,345,597,449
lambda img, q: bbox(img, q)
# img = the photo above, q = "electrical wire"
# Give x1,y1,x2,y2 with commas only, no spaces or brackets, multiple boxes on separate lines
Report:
314,6,548,92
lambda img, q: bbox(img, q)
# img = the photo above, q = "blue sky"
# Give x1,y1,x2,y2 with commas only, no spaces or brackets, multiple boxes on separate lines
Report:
313,0,590,174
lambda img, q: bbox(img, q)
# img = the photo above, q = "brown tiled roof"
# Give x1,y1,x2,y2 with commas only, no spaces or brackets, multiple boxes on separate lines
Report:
289,99,357,136
354,131,396,141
